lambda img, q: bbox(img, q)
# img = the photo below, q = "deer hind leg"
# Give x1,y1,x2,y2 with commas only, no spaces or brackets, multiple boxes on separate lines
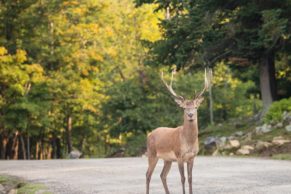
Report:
178,161,186,194
160,160,172,194
146,156,158,194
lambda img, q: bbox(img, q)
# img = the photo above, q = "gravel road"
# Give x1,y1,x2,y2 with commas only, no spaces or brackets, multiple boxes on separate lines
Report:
0,157,291,194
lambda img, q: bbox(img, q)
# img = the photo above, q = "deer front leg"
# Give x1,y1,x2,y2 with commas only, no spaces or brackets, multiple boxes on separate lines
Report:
146,157,158,194
160,160,172,194
178,161,185,194
187,159,194,194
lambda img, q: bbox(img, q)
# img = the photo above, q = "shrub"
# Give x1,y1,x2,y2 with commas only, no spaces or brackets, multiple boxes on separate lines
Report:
124,133,147,156
264,98,291,123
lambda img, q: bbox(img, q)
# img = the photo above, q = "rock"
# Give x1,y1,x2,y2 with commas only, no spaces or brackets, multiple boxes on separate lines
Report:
0,184,5,194
8,189,17,194
255,141,272,151
212,149,220,156
69,150,82,159
275,122,283,128
243,132,253,141
204,137,219,153
241,145,254,151
234,131,244,137
282,111,291,124
236,148,250,155
236,145,254,155
219,137,227,146
272,136,291,145
255,124,272,134
285,125,291,132
229,140,240,148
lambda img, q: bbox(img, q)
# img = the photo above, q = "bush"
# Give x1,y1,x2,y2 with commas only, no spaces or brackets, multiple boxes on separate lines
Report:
264,98,291,123
124,133,147,156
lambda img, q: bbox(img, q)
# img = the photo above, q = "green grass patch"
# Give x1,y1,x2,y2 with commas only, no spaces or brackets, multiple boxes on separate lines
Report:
0,175,9,183
0,175,52,194
17,183,51,194
272,153,291,161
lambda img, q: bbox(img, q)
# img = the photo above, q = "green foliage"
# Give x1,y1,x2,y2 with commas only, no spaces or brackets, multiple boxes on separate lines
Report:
264,98,291,123
100,68,182,137
124,132,147,156
212,63,261,121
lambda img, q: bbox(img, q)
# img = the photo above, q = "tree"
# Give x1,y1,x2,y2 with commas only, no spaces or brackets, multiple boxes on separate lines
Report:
138,0,291,115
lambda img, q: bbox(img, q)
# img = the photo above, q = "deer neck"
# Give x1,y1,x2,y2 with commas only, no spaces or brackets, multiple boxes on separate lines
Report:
182,115,198,143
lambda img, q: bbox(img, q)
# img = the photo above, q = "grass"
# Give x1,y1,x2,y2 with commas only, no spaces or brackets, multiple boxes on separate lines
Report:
0,175,52,194
272,153,291,161
18,183,51,194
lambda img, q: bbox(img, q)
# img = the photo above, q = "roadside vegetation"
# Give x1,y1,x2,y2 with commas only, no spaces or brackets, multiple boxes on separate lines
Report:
0,175,51,194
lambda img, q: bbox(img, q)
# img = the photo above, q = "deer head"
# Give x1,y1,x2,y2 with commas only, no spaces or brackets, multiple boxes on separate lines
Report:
161,68,211,122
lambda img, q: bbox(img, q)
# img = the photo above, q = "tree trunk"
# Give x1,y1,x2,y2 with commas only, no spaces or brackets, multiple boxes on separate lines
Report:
40,140,44,160
166,6,170,20
7,136,13,159
36,141,40,160
78,137,84,153
259,53,277,116
66,116,73,154
208,68,214,125
27,135,30,160
20,135,26,160
12,132,19,160
1,134,8,159
52,135,57,159
56,137,61,159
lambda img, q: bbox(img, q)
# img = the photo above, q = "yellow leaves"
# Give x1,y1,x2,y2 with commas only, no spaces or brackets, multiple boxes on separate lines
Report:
87,23,100,34
24,64,44,83
80,79,93,94
0,47,8,55
0,48,28,64
62,1,79,7
106,47,117,57
0,47,12,63
104,27,114,37
92,53,104,62
72,7,86,16
25,64,43,74
135,4,163,42
87,50,104,62
220,18,230,24
213,62,243,89
15,49,27,63
81,69,89,77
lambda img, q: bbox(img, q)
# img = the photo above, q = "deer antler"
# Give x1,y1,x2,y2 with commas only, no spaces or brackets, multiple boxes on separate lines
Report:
161,69,184,101
194,68,212,99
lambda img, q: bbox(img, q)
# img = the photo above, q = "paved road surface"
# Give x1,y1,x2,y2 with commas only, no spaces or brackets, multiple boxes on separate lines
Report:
1,157,291,194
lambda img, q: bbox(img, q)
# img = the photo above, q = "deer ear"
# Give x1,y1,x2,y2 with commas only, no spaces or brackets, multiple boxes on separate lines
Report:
175,98,185,108
195,97,204,106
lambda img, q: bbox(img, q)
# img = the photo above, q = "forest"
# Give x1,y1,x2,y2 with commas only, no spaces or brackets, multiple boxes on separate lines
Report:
0,0,290,160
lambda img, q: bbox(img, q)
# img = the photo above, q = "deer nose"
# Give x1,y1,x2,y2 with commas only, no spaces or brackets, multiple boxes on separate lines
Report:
188,113,193,118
